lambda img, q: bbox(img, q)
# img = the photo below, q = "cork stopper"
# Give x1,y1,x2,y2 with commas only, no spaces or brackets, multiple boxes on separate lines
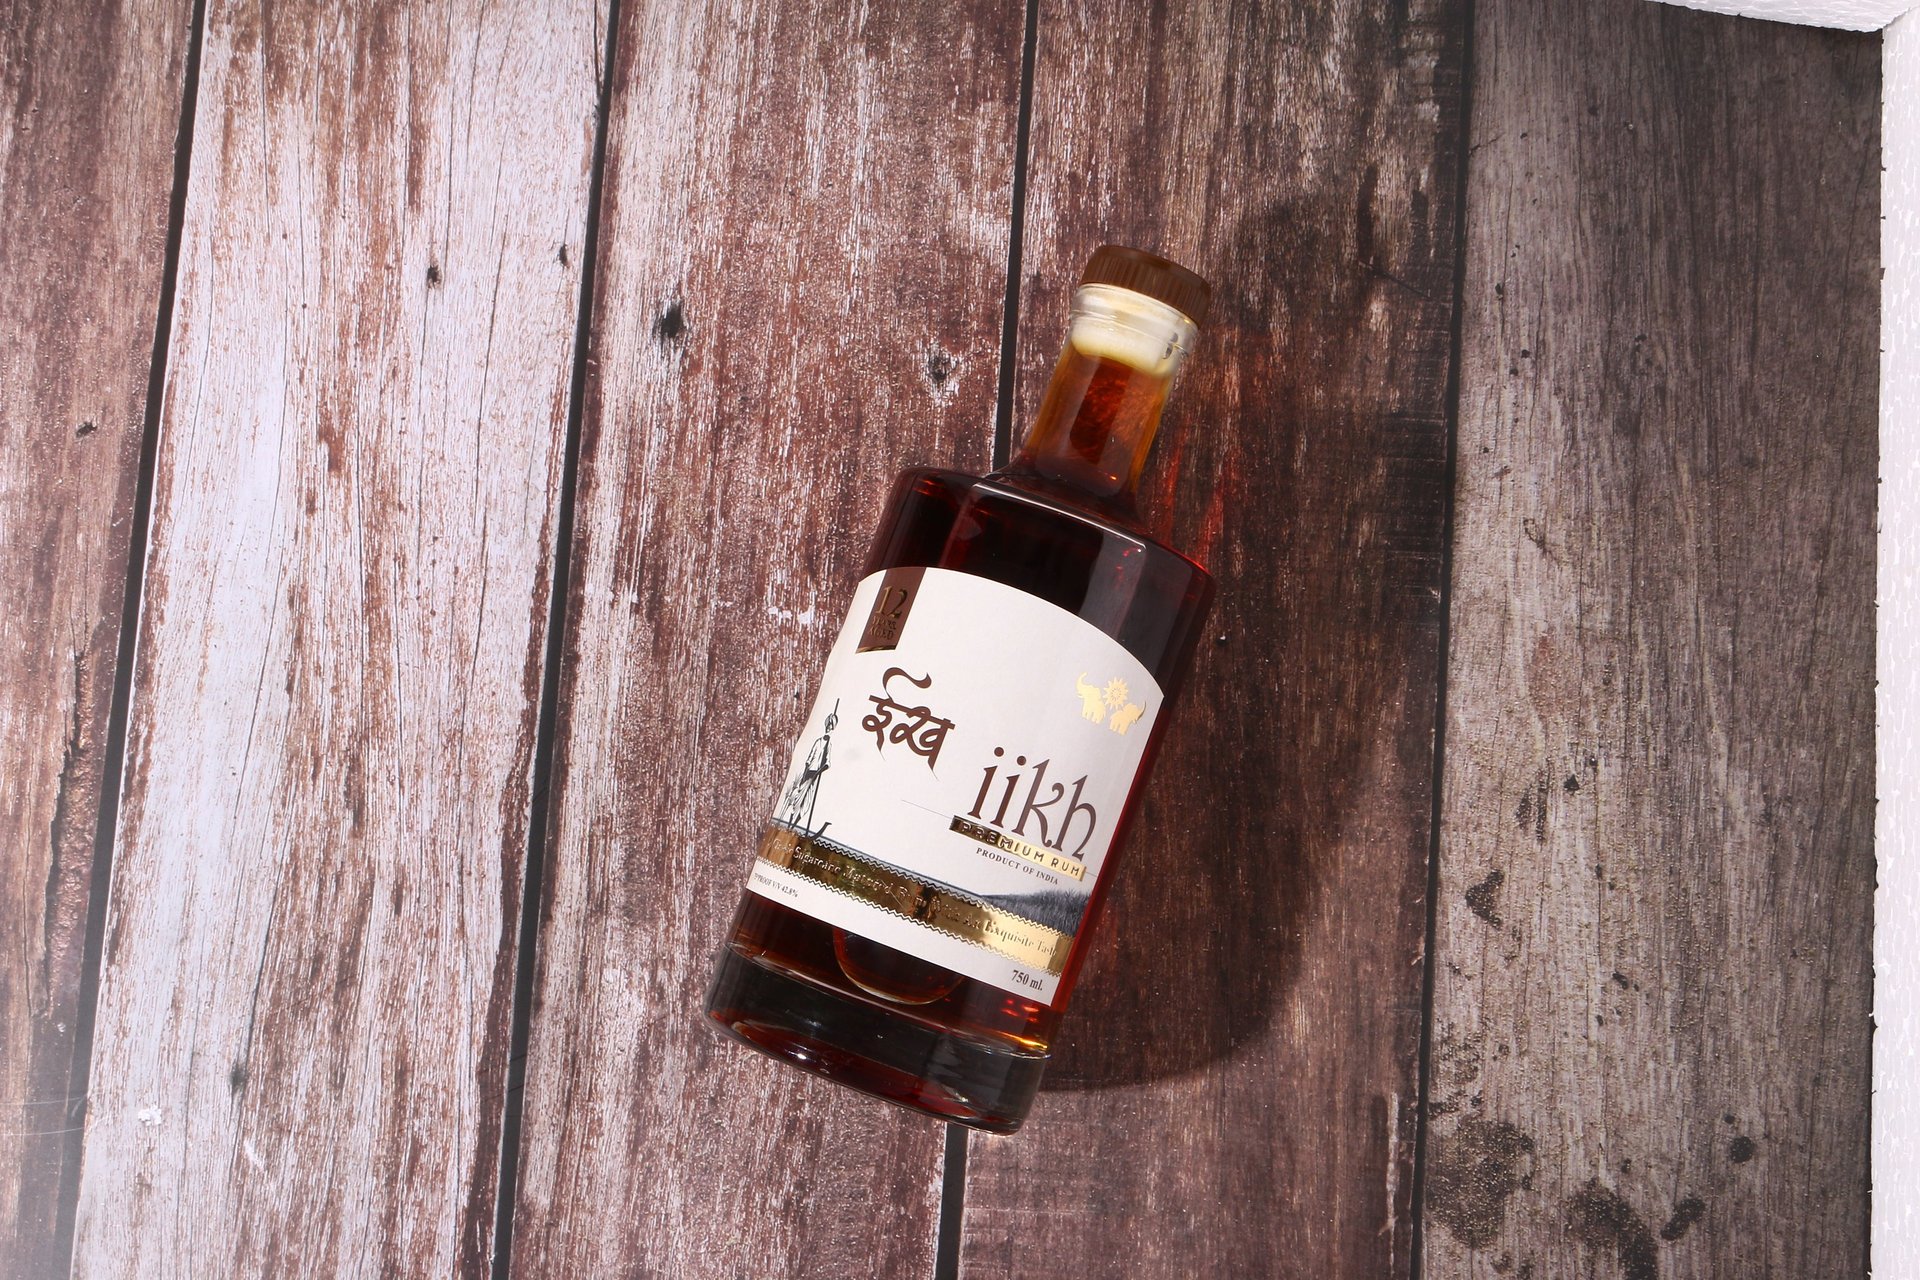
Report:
1078,245,1212,327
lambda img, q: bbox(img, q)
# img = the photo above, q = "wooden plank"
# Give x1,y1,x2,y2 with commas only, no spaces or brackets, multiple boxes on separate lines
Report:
503,2,1020,1274
960,1,1468,1275
69,1,606,1273
1421,2,1876,1276
0,2,192,1273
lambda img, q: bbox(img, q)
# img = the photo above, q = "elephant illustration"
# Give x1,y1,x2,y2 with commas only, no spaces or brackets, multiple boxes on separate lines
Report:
1078,673,1146,733
1074,673,1107,722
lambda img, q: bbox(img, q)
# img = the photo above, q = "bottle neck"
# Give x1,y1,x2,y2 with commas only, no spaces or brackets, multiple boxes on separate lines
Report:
1002,284,1198,518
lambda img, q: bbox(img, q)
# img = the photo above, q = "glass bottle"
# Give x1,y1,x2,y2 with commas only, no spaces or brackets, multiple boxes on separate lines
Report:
703,246,1214,1132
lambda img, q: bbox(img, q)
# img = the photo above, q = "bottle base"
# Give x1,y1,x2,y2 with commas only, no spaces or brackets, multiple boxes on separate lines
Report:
703,944,1044,1133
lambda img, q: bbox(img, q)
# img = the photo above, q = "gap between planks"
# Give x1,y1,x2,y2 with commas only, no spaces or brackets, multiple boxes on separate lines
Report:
1407,0,1480,1275
53,0,210,1270
487,0,628,1275
937,0,1043,1272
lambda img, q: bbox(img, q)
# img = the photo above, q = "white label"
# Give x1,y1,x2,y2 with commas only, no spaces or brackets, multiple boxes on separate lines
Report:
747,566,1161,1005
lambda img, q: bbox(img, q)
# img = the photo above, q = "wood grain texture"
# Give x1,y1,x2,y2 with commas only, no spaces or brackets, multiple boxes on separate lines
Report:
960,2,1467,1275
70,1,604,1274
0,2,191,1273
1421,2,1876,1277
503,2,1020,1275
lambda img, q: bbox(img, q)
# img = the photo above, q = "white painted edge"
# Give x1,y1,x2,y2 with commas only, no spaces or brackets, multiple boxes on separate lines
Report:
1879,12,1919,1277
1652,0,1913,29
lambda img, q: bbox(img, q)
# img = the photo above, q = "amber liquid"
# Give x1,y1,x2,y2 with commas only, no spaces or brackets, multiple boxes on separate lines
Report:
705,347,1211,1131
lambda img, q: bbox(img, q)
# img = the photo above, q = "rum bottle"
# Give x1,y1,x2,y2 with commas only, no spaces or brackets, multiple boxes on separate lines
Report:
703,246,1214,1132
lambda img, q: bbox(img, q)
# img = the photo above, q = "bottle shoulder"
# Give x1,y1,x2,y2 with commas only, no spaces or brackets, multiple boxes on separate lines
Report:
866,466,1214,686
888,466,1213,585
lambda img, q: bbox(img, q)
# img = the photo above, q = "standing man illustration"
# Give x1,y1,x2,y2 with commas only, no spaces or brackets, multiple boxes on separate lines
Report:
780,701,838,836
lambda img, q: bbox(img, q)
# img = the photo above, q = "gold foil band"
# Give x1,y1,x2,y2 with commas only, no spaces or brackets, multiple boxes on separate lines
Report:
757,826,1074,976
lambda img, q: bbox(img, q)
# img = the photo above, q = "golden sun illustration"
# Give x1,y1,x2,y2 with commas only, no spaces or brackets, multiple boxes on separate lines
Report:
1102,677,1130,710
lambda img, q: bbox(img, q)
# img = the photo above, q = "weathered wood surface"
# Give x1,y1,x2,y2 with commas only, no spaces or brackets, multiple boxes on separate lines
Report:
0,0,1883,1275
0,2,191,1274
69,0,605,1273
1421,2,1877,1277
959,1,1468,1275
504,2,1019,1275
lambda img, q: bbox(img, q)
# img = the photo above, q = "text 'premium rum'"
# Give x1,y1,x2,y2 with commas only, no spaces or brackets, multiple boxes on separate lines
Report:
704,246,1215,1132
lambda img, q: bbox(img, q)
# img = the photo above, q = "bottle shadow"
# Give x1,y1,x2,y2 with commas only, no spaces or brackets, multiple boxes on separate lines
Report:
1038,680,1320,1091
1037,201,1446,1091
1039,475,1431,1094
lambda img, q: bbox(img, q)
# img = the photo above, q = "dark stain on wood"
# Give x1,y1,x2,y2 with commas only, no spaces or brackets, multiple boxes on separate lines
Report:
1514,767,1549,841
652,298,685,344
1425,1117,1535,1251
1566,1180,1657,1280
1729,1136,1757,1164
925,347,954,388
1659,1195,1705,1243
1464,868,1503,926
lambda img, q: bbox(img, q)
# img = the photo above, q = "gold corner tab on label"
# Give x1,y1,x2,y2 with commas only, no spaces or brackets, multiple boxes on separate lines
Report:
948,815,1087,883
758,826,1074,976
856,565,926,652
